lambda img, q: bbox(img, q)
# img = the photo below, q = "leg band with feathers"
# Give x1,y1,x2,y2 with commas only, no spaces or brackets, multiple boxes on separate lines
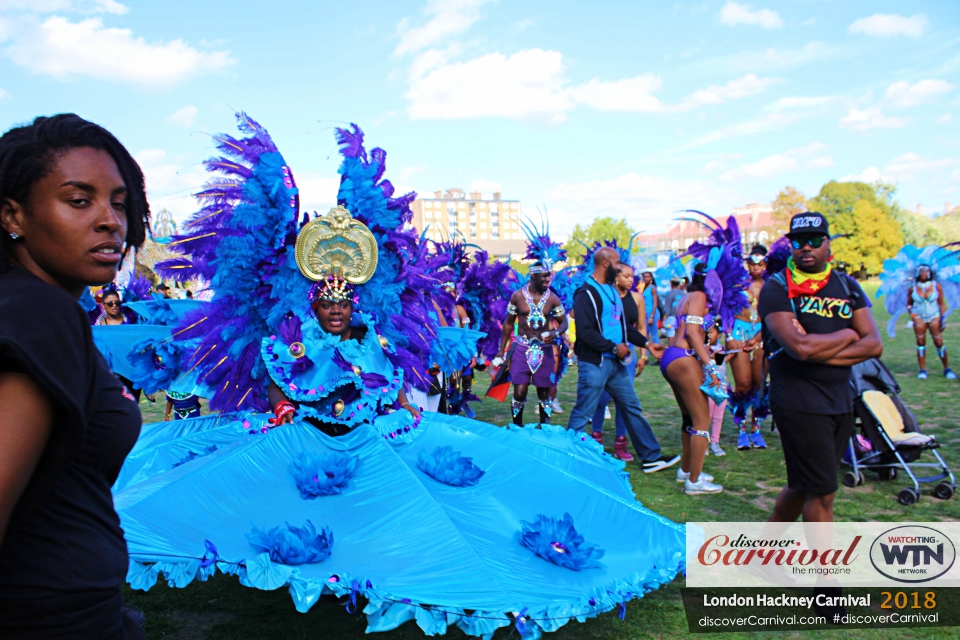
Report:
751,388,770,430
938,345,947,359
917,345,926,357
727,389,754,431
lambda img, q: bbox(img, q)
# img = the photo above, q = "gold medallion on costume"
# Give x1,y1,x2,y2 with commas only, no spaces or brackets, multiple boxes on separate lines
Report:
295,206,378,284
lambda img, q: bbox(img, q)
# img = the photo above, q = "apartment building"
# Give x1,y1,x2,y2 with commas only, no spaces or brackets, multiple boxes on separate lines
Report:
410,188,527,261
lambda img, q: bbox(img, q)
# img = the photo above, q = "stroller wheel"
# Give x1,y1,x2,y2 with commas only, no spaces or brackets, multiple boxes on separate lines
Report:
898,487,920,506
933,482,955,500
843,471,865,488
878,468,897,481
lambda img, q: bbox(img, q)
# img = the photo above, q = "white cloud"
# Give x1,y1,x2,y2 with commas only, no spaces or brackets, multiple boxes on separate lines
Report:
884,153,958,182
717,142,826,182
406,47,778,121
683,73,780,108
295,171,341,215
806,156,834,169
842,153,959,185
936,113,953,124
0,87,7,99
134,149,207,223
705,41,837,72
5,16,234,89
885,79,955,108
719,1,783,29
680,111,803,151
545,173,742,235
165,105,197,127
406,48,573,122
838,107,909,131
571,74,667,113
842,166,882,183
394,0,491,56
702,153,744,174
849,13,927,38
0,0,127,13
720,154,797,182
765,95,834,111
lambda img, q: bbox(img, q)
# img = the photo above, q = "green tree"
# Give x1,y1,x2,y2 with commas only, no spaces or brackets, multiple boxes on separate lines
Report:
810,181,903,275
771,186,810,227
565,217,637,265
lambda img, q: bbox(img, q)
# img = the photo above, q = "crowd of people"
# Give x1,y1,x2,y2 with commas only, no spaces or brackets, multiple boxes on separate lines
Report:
0,112,945,639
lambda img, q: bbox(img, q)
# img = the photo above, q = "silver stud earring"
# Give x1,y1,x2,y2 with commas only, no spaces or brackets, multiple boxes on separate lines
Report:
8,232,19,240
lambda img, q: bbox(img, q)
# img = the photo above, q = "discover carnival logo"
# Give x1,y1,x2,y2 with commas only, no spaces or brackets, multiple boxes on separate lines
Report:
869,525,956,583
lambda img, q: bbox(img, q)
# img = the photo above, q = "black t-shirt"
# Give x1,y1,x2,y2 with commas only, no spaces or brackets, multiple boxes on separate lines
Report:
0,268,142,599
758,271,869,415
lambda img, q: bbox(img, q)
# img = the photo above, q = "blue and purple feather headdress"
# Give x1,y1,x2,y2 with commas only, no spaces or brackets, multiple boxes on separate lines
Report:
144,114,459,411
680,210,750,333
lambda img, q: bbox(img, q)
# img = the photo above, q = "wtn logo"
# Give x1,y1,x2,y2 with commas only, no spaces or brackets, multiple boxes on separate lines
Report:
870,526,956,583
880,543,944,567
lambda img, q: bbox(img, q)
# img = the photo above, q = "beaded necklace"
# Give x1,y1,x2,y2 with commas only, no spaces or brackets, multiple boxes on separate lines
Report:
522,285,549,329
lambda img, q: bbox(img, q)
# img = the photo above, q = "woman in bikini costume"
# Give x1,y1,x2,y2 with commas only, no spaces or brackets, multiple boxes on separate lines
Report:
727,244,767,451
659,265,725,495
909,264,956,380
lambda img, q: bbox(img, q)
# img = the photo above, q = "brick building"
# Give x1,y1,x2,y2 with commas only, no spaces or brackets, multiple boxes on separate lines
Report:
410,188,527,261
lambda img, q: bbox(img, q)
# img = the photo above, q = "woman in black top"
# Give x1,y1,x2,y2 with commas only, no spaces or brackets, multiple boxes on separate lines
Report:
0,115,150,638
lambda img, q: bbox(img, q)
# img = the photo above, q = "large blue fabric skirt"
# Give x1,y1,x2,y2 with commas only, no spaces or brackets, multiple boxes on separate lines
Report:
115,413,683,639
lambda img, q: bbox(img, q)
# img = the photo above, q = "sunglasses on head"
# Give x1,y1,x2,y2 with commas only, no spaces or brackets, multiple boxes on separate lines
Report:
747,254,766,264
790,236,826,250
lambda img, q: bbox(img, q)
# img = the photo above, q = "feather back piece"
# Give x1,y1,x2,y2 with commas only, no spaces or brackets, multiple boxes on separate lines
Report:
681,210,750,333
877,244,960,337
152,113,303,412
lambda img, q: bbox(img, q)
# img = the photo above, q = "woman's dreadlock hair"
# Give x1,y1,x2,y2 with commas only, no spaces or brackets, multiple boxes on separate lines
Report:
0,113,150,272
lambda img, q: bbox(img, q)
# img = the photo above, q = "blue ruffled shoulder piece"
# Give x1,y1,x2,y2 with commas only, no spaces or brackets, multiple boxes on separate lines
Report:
261,314,405,428
430,326,485,375
126,298,208,326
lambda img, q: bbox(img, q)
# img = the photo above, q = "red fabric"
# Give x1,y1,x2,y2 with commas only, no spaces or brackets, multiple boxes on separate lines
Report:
785,268,831,299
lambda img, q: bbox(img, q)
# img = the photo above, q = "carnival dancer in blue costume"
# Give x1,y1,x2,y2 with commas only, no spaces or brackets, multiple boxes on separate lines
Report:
877,245,960,380
727,244,767,452
660,212,750,495
432,236,512,419
493,219,568,426
112,114,684,639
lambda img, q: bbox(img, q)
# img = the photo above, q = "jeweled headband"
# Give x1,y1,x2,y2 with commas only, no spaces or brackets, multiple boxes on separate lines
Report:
295,206,378,303
528,261,550,275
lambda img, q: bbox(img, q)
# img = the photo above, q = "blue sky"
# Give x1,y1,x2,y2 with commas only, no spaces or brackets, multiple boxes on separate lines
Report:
0,0,958,237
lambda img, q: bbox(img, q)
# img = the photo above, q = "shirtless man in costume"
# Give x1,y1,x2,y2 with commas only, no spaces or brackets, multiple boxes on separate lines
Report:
493,262,568,425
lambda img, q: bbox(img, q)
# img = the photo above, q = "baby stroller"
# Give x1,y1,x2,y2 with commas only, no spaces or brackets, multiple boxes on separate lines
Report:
844,358,956,505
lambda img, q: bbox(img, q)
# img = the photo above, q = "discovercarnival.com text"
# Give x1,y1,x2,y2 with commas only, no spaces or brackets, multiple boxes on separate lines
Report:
696,612,939,629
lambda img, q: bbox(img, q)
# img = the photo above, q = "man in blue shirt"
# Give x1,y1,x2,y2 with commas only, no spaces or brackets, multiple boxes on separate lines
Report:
567,248,679,473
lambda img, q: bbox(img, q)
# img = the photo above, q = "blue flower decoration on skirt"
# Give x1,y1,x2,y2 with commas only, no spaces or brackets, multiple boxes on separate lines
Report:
290,452,360,499
517,513,604,571
417,445,485,487
245,520,333,565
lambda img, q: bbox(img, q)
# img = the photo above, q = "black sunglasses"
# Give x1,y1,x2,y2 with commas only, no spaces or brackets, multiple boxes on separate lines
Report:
103,300,120,307
790,236,826,250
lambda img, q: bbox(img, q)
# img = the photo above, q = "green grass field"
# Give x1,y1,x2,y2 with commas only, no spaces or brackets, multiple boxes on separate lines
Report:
126,281,960,638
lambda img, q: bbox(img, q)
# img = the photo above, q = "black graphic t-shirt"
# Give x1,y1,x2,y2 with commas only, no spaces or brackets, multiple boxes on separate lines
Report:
758,271,869,414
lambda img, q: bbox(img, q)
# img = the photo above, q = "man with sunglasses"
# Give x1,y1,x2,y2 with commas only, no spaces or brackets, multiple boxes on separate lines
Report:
758,212,882,524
